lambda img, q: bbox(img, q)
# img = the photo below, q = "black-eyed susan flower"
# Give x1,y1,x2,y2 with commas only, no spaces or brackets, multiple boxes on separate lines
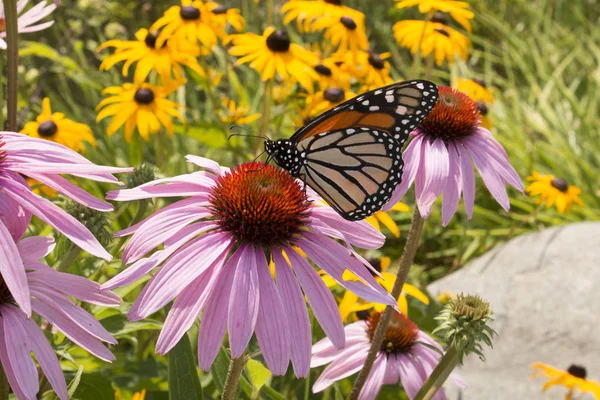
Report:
393,19,470,65
98,28,206,84
205,2,244,37
20,97,95,152
226,27,319,91
304,86,356,117
396,0,474,32
312,14,368,54
526,172,584,214
218,99,261,125
345,50,393,90
312,57,351,90
456,78,494,128
365,202,409,238
531,363,600,399
281,0,365,33
151,0,218,50
96,82,184,142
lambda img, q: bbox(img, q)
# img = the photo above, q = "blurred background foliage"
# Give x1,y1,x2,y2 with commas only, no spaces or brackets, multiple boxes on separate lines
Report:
14,0,600,398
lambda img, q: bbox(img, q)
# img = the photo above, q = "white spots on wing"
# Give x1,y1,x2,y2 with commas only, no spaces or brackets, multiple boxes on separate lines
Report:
347,128,356,134
401,119,410,125
362,100,370,106
374,89,382,95
416,83,424,89
396,105,408,115
369,106,380,111
386,95,394,103
423,91,429,96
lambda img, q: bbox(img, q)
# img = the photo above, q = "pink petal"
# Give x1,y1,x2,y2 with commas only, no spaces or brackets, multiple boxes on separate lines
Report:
228,244,260,359
17,236,55,262
312,344,369,392
309,207,385,249
155,260,220,355
311,339,366,368
384,135,424,209
0,319,28,400
185,155,223,176
358,353,387,400
106,173,214,201
273,249,311,378
31,298,115,362
397,353,425,399
418,138,449,213
284,247,345,349
198,249,238,370
0,305,40,397
0,175,112,260
468,133,524,191
135,232,232,318
0,190,31,241
441,143,462,226
456,142,475,218
0,222,31,316
255,251,290,376
382,353,400,385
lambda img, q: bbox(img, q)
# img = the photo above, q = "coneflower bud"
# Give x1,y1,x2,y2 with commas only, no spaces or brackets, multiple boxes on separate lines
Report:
433,293,496,363
126,163,157,189
66,203,112,247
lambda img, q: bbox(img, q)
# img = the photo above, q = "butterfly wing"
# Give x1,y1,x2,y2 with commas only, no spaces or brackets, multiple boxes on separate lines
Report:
296,127,403,220
290,80,438,148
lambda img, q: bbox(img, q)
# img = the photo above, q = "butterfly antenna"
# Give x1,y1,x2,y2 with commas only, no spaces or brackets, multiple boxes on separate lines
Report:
228,125,271,141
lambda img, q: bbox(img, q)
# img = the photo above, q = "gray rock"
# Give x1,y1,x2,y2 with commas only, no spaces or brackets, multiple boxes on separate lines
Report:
428,222,600,400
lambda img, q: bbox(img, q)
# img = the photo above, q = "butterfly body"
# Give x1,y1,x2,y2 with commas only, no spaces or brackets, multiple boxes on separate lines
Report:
265,80,438,221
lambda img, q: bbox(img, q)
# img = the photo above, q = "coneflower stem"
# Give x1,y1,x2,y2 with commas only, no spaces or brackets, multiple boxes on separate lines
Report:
414,346,459,400
3,0,19,131
56,245,82,273
221,352,247,400
349,208,425,400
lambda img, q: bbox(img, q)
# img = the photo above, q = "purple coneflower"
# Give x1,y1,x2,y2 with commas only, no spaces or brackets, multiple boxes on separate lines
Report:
0,0,56,49
0,211,119,400
0,132,131,260
311,311,466,400
104,158,396,376
385,86,523,226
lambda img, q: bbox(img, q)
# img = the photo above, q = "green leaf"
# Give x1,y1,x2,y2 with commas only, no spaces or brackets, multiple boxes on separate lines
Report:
168,333,203,400
67,366,85,398
245,359,272,393
71,373,114,400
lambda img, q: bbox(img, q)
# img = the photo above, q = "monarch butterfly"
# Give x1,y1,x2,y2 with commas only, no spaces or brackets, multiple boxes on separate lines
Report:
265,80,438,221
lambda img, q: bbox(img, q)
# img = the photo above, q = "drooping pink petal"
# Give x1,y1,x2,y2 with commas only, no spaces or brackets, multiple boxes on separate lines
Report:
456,142,475,218
384,135,424,209
0,305,40,398
0,190,31,241
25,172,113,212
15,310,69,400
0,319,28,400
106,173,214,201
17,236,55,262
284,247,345,349
198,250,238,370
31,298,115,362
311,339,366,368
312,344,369,392
418,138,450,215
0,222,31,316
228,245,260,359
0,175,112,260
255,250,290,375
156,260,220,355
272,250,311,378
467,133,524,191
185,155,223,176
135,232,232,318
441,143,462,226
309,207,385,249
382,353,400,385
397,353,425,399
358,353,387,400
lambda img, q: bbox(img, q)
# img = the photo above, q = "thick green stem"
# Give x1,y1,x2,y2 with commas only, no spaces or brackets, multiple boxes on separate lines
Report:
3,0,18,131
349,208,425,400
56,245,82,273
221,353,247,400
414,346,459,400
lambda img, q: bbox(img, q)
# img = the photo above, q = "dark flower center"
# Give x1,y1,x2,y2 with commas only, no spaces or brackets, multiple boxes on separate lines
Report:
419,86,481,140
37,120,58,137
368,258,382,275
366,312,418,354
567,365,587,379
368,51,385,70
476,101,489,116
434,27,450,37
211,5,229,15
473,78,487,88
208,162,311,246
0,276,13,305
180,5,201,20
325,0,342,4
551,178,569,193
324,87,345,103
134,88,155,105
431,11,448,25
314,63,332,76
356,310,370,320
340,16,357,30
266,30,291,52
144,30,167,49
